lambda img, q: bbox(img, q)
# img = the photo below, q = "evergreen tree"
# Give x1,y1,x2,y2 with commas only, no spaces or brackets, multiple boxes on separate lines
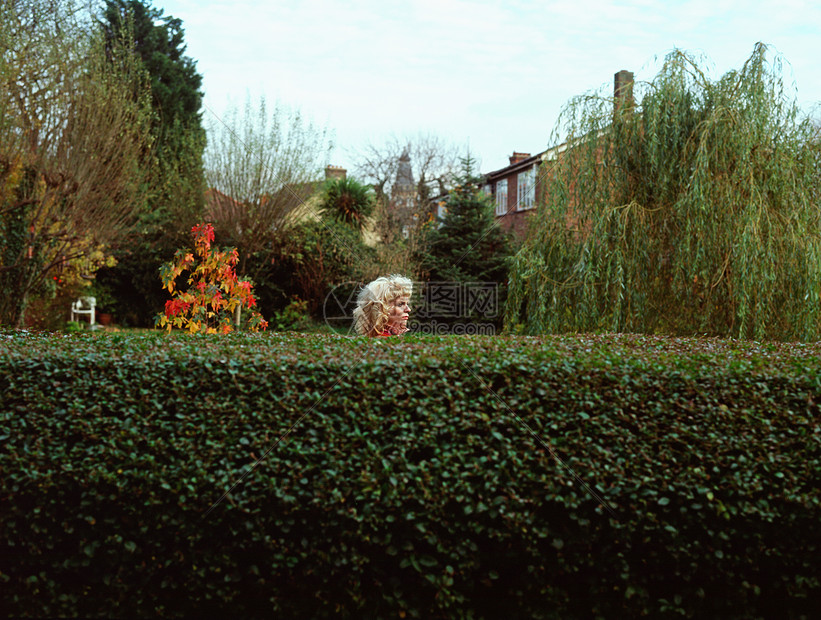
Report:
96,0,206,325
421,156,512,329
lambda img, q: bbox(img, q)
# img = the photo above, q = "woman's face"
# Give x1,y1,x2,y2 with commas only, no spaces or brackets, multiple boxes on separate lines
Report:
387,295,411,329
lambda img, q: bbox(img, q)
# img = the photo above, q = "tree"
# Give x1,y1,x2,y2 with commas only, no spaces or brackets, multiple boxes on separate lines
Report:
204,96,332,282
156,223,267,333
351,133,461,238
348,133,462,280
352,133,461,204
320,176,375,232
420,156,512,329
100,0,205,222
0,0,154,326
95,0,206,326
506,44,821,341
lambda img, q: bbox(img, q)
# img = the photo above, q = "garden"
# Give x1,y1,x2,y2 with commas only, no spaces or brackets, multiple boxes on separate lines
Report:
3,1,821,617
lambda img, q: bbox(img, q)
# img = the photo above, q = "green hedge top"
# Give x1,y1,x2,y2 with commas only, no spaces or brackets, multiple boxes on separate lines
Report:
2,331,820,618
4,328,821,369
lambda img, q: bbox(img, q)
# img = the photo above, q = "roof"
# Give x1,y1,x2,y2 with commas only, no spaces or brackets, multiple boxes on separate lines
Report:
482,141,569,182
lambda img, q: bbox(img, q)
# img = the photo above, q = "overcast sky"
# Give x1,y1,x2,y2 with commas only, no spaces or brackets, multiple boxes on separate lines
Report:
158,0,821,174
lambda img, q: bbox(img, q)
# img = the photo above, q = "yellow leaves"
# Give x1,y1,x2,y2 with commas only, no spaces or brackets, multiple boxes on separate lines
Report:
0,156,26,204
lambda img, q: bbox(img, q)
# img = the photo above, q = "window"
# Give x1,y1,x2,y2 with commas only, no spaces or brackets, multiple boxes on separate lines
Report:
517,166,536,209
495,179,508,216
482,183,492,196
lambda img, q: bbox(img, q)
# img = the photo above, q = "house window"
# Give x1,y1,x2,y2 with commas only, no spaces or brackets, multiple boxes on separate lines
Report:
482,184,491,196
495,179,508,216
517,166,536,210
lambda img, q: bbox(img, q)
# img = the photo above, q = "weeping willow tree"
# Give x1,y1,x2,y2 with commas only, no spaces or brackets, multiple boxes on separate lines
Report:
506,44,821,341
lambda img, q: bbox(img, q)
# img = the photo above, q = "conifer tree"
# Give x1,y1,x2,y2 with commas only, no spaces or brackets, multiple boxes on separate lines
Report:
96,0,206,325
421,156,512,328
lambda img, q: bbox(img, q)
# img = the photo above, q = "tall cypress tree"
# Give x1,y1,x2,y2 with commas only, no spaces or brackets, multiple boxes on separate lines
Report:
97,0,206,325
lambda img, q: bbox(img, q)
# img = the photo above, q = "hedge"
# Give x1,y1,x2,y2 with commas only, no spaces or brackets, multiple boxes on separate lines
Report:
1,331,820,618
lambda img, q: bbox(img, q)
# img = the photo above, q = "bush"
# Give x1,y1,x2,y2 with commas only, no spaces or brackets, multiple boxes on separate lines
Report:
1,331,819,617
269,297,313,332
266,218,376,319
156,223,267,333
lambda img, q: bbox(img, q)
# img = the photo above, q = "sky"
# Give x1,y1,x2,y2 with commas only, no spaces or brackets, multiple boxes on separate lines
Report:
158,0,821,174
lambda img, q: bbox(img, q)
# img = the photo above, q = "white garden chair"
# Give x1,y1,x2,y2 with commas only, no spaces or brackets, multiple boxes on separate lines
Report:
70,296,96,326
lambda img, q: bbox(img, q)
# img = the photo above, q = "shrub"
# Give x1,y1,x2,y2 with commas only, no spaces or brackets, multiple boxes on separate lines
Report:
156,223,267,333
1,332,819,617
270,297,313,332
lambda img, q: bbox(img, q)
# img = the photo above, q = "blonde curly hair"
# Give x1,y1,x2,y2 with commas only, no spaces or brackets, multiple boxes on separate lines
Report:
353,274,413,336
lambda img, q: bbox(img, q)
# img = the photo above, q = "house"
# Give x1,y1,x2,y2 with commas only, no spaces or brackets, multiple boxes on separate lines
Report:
482,70,634,238
205,165,380,246
481,145,565,237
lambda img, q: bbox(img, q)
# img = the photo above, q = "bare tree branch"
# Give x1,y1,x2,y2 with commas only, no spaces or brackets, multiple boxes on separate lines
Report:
0,0,154,325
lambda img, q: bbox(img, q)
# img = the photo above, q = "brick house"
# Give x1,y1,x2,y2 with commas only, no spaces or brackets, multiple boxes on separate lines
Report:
482,69,633,238
481,144,566,237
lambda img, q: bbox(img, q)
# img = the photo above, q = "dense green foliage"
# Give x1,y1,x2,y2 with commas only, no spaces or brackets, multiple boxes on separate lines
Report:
421,157,512,329
507,44,821,341
2,331,819,617
101,1,203,131
248,175,378,321
320,177,375,231
97,0,206,326
265,217,376,318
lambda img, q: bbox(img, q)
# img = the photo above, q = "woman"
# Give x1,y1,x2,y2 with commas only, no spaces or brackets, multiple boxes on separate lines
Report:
353,275,412,337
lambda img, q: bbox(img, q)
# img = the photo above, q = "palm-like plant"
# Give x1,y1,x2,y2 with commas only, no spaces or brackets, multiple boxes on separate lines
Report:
321,177,375,231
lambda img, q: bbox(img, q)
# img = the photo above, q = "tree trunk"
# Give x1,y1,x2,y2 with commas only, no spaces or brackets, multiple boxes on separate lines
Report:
0,277,29,327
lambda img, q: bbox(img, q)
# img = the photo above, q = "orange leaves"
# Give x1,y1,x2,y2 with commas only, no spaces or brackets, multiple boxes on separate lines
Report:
192,222,215,248
155,222,268,334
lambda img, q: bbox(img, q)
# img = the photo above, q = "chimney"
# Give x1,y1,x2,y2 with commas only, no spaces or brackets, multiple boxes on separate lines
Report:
325,165,347,181
509,152,531,165
614,69,634,116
